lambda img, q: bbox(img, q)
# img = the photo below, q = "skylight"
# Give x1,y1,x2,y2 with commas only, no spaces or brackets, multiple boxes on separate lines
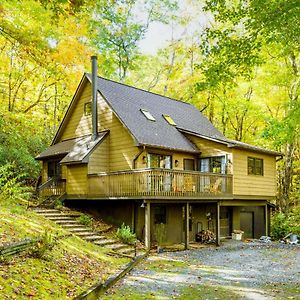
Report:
163,114,176,126
141,109,156,121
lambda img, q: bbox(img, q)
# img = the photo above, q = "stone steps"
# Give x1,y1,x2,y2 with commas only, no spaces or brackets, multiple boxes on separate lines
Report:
32,208,61,214
67,227,93,233
32,207,145,258
60,224,89,229
55,220,79,224
48,217,77,221
93,238,117,246
40,213,79,218
105,243,130,251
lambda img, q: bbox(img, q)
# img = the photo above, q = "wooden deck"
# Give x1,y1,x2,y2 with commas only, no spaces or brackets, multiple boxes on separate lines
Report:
38,178,66,197
88,169,233,199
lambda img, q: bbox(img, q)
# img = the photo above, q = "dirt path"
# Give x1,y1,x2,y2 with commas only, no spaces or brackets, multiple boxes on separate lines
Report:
103,241,300,299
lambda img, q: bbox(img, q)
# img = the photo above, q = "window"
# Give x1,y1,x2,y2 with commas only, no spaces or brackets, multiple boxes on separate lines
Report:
84,102,92,116
140,109,155,121
199,156,226,174
163,114,176,126
248,157,263,175
147,154,171,169
47,160,61,179
154,206,166,224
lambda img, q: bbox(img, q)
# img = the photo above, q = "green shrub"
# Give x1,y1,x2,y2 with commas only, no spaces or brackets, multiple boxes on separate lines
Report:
29,230,56,259
286,207,300,235
116,223,136,245
77,214,93,226
271,212,288,240
271,207,300,239
0,163,32,202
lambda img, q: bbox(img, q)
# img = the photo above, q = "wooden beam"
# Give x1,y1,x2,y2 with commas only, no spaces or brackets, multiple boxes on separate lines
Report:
185,202,189,250
216,202,220,246
265,204,268,236
145,202,151,250
131,202,135,233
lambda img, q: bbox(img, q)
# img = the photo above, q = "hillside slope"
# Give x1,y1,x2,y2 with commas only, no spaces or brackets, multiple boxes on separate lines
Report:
0,200,129,299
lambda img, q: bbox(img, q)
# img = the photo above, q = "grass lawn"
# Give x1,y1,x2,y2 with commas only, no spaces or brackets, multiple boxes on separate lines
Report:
0,199,130,299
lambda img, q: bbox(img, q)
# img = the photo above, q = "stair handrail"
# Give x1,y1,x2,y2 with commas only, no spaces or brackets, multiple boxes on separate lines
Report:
37,177,55,191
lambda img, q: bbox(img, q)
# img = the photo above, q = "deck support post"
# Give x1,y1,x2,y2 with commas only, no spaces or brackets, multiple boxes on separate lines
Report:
185,202,189,250
131,202,135,233
216,202,220,246
145,201,151,250
265,204,268,236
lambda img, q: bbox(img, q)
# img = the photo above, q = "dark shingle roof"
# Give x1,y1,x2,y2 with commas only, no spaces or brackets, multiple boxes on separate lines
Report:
87,74,225,153
36,132,108,162
226,139,282,156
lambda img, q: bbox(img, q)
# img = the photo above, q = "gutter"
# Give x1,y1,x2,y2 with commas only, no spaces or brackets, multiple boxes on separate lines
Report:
132,146,145,169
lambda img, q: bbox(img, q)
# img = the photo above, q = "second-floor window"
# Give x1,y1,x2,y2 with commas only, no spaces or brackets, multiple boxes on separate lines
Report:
147,154,171,169
199,156,226,174
84,102,92,116
248,157,263,176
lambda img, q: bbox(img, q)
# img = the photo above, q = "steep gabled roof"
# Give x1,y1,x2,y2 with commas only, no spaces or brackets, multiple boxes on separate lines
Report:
51,73,281,157
85,74,226,153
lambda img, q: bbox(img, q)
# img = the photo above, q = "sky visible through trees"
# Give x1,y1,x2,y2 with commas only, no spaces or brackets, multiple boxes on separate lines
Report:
0,0,299,211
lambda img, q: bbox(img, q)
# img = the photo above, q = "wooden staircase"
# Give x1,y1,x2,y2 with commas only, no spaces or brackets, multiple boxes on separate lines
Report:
31,208,145,258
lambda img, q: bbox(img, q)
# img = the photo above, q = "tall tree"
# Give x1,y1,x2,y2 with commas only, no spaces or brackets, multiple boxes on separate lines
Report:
200,0,300,212
89,0,178,81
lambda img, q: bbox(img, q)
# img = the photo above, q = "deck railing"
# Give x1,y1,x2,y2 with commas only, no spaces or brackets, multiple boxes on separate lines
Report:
38,177,66,197
88,169,233,198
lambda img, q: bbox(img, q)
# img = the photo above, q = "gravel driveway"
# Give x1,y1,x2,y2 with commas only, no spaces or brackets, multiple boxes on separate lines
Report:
104,241,300,299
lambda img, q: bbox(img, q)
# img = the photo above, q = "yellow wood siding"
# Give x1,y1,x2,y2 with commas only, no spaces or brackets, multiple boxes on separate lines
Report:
173,153,197,170
58,81,139,173
61,165,67,179
232,149,276,197
61,85,92,141
88,137,109,173
66,165,87,195
187,135,231,157
96,94,138,171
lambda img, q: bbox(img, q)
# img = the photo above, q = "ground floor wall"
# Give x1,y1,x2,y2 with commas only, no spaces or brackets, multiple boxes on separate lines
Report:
232,206,265,238
64,199,134,228
64,198,271,246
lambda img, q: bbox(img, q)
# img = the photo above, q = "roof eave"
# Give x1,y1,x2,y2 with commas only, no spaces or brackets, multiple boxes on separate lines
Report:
140,143,200,154
178,128,229,146
228,144,282,156
35,152,69,161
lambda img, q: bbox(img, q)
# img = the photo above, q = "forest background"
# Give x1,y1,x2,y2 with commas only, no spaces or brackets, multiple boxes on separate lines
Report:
0,0,299,222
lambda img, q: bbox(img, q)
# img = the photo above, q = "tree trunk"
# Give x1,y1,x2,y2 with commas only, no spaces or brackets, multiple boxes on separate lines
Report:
281,143,295,213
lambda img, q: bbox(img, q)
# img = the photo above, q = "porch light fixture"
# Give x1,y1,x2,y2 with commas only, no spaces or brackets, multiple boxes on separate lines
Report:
175,160,179,167
140,202,146,208
142,156,147,164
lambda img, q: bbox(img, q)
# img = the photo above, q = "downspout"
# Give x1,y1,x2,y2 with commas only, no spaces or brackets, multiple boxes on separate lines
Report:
133,146,146,169
91,56,98,141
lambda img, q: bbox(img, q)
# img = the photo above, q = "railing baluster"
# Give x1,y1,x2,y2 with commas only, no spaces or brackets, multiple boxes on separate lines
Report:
89,168,232,198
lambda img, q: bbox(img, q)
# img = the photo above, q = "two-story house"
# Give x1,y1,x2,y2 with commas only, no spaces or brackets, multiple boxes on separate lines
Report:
36,56,281,249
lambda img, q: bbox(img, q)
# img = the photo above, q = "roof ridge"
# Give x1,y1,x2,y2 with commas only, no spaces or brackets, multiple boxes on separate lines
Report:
86,73,194,108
